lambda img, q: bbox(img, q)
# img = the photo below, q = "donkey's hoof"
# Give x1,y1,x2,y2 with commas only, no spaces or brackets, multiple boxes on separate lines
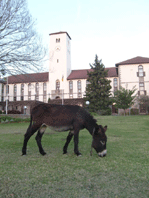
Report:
77,152,82,156
41,152,46,156
22,151,26,156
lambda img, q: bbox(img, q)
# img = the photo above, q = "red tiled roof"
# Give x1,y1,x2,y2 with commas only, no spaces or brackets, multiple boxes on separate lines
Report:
8,72,49,84
115,56,149,66
67,67,117,80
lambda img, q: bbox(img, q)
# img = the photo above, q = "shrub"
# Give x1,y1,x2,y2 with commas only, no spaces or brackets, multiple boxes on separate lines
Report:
8,110,21,114
0,116,13,123
97,107,112,115
48,98,51,103
0,116,30,123
0,110,6,114
130,108,139,115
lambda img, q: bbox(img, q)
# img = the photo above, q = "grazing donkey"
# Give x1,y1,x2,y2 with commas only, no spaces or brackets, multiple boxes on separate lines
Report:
22,103,108,157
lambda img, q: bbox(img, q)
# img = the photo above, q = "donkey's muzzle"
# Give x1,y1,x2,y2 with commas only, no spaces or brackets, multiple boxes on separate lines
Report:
98,149,107,157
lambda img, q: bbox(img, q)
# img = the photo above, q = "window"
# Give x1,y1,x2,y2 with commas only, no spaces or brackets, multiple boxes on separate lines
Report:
56,80,60,91
1,84,4,102
14,84,17,101
35,83,39,101
43,82,47,92
2,84,4,94
114,78,117,87
77,80,82,98
138,65,144,77
139,82,145,95
86,80,90,89
139,82,144,90
69,81,73,90
56,38,60,43
43,82,47,102
21,84,24,101
69,81,73,98
35,83,39,93
28,83,31,100
114,78,118,91
14,84,17,94
137,65,145,95
6,85,9,94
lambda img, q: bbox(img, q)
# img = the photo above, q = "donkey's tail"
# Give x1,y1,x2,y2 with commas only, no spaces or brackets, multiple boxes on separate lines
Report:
29,114,33,128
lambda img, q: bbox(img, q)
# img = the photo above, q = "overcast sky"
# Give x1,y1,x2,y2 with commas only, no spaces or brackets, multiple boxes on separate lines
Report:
27,0,149,71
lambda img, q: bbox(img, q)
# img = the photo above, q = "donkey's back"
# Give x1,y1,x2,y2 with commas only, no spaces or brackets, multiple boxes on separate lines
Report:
31,103,87,128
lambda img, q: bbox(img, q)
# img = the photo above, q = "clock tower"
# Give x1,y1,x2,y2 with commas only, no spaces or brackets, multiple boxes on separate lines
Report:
49,32,71,99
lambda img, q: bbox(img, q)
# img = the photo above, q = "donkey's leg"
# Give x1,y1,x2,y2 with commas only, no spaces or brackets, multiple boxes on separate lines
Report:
35,124,47,155
22,123,41,155
74,129,82,156
63,131,74,154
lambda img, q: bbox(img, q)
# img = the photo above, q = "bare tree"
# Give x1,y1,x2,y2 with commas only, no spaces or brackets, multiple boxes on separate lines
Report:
0,0,47,76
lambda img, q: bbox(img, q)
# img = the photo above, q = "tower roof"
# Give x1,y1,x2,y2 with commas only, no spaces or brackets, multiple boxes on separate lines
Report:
49,32,71,40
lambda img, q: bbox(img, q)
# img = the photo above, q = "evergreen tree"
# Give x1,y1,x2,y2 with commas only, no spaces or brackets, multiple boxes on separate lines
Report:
85,55,112,114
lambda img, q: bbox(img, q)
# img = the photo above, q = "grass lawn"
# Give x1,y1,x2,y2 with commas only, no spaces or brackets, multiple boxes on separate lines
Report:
0,115,149,198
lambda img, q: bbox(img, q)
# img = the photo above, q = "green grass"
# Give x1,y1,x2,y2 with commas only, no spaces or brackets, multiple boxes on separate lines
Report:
0,116,149,198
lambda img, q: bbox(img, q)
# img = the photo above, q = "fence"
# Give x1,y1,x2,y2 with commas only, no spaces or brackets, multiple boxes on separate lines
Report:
0,92,86,114
0,91,86,103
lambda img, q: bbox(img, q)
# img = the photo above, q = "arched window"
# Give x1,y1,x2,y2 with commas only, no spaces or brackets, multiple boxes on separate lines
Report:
138,65,144,77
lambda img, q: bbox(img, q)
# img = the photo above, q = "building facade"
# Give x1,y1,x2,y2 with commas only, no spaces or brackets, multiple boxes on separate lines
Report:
0,32,149,114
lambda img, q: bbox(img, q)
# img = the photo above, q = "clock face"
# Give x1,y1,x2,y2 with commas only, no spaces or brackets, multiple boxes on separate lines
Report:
55,46,61,52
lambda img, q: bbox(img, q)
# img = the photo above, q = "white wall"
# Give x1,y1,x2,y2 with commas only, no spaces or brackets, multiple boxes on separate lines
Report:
118,63,149,95
49,33,71,97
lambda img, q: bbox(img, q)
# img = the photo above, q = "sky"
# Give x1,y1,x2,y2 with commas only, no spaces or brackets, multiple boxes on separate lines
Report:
27,0,149,71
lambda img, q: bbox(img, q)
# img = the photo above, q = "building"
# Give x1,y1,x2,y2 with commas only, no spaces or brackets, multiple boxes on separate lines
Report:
0,32,149,114
116,56,149,113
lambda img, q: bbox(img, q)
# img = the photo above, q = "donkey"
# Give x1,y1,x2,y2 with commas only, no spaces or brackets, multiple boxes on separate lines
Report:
22,103,108,157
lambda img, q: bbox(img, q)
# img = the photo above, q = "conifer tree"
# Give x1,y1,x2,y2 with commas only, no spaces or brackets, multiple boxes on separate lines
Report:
85,55,112,114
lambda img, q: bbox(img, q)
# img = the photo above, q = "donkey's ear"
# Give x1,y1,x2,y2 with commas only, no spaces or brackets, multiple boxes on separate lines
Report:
104,125,107,133
97,125,103,134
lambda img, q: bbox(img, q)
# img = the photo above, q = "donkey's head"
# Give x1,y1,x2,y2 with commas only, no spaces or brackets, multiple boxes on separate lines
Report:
92,125,107,157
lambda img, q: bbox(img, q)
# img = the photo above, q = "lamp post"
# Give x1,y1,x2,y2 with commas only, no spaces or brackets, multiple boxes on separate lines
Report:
62,75,64,105
86,101,90,111
24,106,27,114
6,77,8,115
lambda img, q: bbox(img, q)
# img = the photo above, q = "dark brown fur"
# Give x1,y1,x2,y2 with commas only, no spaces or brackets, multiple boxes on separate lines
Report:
22,103,107,157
